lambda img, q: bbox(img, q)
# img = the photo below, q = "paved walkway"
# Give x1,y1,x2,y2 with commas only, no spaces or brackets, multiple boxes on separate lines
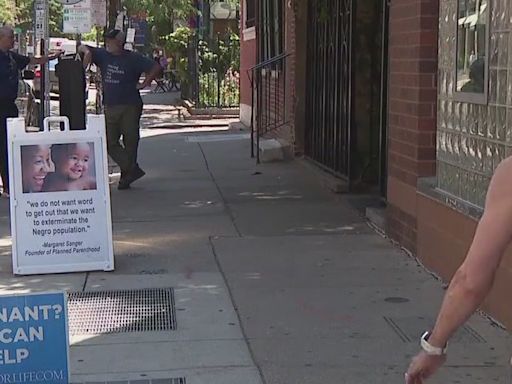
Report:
0,104,510,383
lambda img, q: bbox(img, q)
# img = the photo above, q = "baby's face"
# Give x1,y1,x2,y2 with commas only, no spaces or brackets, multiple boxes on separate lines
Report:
58,144,91,180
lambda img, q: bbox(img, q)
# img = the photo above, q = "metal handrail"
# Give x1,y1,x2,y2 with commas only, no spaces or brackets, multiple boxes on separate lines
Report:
248,52,291,73
247,53,290,163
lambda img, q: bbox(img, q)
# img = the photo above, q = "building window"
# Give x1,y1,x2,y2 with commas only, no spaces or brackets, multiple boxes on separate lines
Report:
455,0,489,103
245,0,256,29
260,0,284,60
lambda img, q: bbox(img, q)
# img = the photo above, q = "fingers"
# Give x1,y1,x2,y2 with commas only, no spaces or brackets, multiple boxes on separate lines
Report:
406,356,425,384
405,372,423,384
406,353,442,384
405,371,421,384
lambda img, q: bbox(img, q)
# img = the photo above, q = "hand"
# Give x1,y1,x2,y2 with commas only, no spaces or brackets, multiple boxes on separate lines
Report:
405,351,446,384
49,50,64,60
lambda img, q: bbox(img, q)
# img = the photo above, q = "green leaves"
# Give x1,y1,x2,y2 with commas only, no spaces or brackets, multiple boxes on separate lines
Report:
49,0,64,36
163,26,194,90
0,0,16,25
2,0,64,36
123,0,197,42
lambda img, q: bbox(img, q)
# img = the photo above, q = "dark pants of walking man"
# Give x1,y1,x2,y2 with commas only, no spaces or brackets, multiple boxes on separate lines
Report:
104,102,143,177
0,101,18,193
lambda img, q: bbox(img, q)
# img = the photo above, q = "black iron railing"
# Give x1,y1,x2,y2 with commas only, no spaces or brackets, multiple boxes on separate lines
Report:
248,52,290,163
198,69,240,108
197,36,241,109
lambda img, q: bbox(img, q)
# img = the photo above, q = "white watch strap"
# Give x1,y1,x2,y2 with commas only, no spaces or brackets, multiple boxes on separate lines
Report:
420,331,447,356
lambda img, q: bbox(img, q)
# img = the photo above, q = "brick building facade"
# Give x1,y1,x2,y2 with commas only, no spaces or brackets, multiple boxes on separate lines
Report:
239,0,257,128
240,0,512,327
386,0,439,254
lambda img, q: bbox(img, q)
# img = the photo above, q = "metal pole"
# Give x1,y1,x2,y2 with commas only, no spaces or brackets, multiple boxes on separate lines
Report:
250,70,255,158
43,0,50,118
256,70,261,164
39,38,45,129
216,35,221,108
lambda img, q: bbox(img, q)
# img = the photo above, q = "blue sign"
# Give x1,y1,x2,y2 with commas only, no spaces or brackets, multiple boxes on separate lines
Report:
0,292,69,383
130,18,148,47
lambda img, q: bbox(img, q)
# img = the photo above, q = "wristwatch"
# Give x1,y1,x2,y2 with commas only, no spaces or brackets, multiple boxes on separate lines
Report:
420,331,447,356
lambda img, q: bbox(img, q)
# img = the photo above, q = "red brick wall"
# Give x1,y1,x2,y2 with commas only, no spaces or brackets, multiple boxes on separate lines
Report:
260,0,296,146
386,0,439,253
283,0,296,145
240,0,257,107
240,37,257,107
261,74,293,144
241,1,299,147
417,193,512,329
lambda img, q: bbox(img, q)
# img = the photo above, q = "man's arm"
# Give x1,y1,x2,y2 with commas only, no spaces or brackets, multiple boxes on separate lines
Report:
29,51,63,65
137,62,162,90
429,158,512,347
405,157,512,383
77,45,93,68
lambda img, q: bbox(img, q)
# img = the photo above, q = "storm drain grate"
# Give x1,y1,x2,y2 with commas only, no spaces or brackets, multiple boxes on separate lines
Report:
68,288,177,335
384,316,486,343
71,378,186,384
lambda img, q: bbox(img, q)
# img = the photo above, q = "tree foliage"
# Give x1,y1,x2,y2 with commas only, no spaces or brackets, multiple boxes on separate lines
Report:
0,0,243,39
0,0,16,25
123,0,239,46
0,0,64,36
123,0,196,42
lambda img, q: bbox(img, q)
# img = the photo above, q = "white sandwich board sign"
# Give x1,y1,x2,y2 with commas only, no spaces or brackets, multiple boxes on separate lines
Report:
7,115,114,275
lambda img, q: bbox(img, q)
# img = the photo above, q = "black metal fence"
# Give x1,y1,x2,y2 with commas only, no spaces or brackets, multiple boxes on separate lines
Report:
305,0,353,180
196,35,240,108
248,53,290,163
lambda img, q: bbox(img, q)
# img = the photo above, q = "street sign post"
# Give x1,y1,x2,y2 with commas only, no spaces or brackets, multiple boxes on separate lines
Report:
34,0,50,122
34,0,47,42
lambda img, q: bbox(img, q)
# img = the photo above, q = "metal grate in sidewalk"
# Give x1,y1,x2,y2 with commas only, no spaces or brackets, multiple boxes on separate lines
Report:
68,288,177,335
384,316,486,343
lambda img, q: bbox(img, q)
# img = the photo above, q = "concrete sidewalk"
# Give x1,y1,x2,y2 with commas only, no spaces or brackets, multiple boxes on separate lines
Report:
0,122,510,383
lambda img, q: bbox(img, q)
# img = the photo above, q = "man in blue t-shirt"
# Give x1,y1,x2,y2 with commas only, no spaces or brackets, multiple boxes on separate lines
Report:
0,26,62,197
79,29,161,190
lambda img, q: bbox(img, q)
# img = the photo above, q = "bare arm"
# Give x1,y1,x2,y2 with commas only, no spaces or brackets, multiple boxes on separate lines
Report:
77,45,93,68
406,157,512,383
29,51,63,65
137,63,162,90
428,158,512,347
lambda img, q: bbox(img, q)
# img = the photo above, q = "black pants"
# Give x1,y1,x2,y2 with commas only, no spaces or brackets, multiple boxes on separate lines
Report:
0,101,18,192
104,103,143,174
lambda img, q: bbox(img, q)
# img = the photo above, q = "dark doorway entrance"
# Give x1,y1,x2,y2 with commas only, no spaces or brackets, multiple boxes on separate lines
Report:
305,0,389,195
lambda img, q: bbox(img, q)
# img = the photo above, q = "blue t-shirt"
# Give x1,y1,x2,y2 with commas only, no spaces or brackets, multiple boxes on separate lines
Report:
0,50,30,101
90,48,155,106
